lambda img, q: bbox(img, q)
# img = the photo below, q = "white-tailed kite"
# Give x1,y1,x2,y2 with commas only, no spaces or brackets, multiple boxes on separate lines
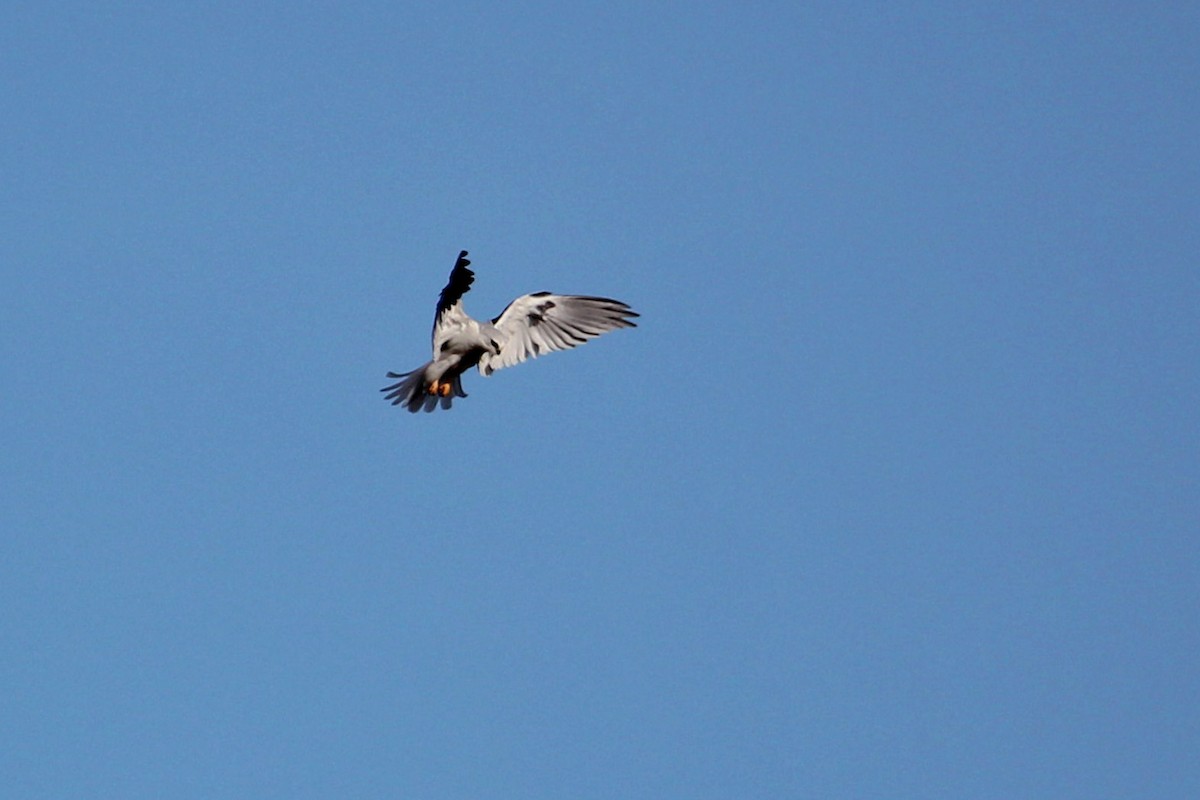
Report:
382,251,638,412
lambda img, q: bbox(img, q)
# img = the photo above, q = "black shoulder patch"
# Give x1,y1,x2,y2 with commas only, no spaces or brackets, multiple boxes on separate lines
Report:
527,299,554,326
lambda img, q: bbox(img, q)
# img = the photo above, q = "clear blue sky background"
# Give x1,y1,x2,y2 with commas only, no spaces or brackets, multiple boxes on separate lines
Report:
2,3,1197,797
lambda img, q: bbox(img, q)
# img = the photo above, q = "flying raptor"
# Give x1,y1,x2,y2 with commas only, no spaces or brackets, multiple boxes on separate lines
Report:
382,251,638,412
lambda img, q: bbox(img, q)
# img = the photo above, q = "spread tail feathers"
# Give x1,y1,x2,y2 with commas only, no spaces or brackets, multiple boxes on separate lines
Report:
381,364,466,413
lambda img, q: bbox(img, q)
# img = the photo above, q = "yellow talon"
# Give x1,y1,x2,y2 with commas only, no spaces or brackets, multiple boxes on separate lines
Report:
439,382,453,397
427,381,440,395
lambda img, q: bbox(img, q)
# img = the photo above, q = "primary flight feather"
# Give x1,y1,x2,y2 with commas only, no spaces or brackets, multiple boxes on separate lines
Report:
382,251,639,412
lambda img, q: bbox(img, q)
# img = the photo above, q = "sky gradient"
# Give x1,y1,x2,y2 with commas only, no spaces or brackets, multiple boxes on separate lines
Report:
3,3,1198,797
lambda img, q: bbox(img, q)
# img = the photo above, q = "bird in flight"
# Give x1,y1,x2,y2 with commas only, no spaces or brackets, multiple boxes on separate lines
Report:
382,250,638,412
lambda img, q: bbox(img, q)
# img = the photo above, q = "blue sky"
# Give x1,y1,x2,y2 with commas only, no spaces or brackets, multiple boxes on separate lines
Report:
2,2,1197,797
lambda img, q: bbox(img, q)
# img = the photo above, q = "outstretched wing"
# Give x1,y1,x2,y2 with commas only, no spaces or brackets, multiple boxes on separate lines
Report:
478,292,638,376
433,250,475,335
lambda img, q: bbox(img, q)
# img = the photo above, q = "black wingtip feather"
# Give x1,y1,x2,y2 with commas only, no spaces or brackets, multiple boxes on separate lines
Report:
436,250,475,317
